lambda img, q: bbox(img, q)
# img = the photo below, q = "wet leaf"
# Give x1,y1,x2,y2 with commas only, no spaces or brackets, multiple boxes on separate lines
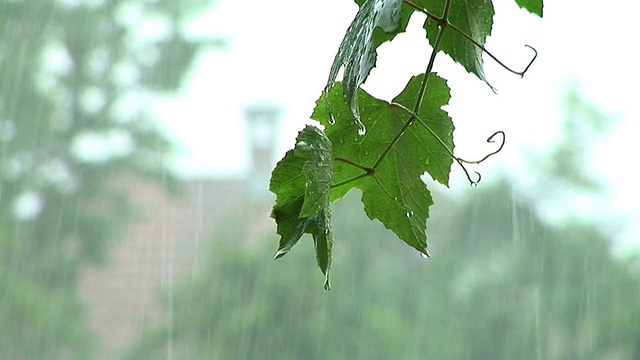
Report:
326,0,404,125
312,73,453,255
270,125,333,289
420,0,495,84
514,0,543,17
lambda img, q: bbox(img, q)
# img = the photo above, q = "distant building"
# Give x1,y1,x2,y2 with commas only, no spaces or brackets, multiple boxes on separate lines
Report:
78,104,281,358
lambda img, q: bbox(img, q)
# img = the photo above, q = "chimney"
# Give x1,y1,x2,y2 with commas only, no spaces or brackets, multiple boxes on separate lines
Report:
244,104,281,198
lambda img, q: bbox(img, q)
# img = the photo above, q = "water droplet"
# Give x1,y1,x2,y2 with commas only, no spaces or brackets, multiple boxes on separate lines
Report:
328,112,336,125
324,278,331,291
357,125,367,136
405,211,413,218
296,140,307,148
470,182,478,188
338,138,345,145
274,248,288,260
364,150,370,156
420,252,429,259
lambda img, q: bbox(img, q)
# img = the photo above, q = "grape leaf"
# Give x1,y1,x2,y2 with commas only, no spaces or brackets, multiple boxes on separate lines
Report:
354,0,415,47
514,0,543,17
270,125,334,290
419,0,495,84
312,73,454,255
326,0,404,126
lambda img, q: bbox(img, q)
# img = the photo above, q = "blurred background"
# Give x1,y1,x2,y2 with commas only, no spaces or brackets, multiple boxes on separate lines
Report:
1,0,639,359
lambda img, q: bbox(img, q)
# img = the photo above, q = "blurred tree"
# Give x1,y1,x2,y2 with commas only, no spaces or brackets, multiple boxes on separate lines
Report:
0,0,221,357
126,186,640,359
434,185,640,359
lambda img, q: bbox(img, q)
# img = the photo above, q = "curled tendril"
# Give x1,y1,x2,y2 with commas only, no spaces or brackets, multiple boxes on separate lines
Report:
457,163,481,187
457,130,505,165
390,103,506,187
402,0,538,78
454,131,505,187
518,45,538,77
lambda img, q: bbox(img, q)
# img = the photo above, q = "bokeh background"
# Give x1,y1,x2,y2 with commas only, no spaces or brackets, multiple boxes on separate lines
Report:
1,0,639,358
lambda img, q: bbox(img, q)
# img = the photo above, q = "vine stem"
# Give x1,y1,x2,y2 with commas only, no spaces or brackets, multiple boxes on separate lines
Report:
334,157,373,175
371,0,452,171
331,173,370,189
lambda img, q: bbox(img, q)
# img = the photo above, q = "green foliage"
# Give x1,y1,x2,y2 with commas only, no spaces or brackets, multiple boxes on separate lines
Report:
315,74,452,253
270,0,543,287
270,126,334,289
271,74,455,284
515,0,543,16
422,0,495,83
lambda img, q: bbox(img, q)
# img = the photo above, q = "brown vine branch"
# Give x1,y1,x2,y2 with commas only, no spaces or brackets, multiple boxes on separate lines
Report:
329,160,406,207
334,157,374,175
330,158,415,211
330,158,374,189
331,172,370,189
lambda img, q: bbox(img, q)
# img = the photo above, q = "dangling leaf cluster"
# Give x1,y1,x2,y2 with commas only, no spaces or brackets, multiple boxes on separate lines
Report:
270,126,334,290
270,0,543,289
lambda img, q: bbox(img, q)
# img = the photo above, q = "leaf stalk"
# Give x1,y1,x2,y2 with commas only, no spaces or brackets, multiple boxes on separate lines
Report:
370,0,451,172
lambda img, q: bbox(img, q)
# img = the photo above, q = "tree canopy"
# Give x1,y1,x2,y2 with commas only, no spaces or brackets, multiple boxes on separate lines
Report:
0,0,219,357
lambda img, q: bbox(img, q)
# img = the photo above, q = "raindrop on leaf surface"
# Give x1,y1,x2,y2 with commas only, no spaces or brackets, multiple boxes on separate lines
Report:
328,112,336,125
326,96,336,125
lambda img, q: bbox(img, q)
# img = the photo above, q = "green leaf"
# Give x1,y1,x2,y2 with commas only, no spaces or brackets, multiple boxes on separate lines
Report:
514,0,543,17
354,0,415,47
420,0,495,83
297,126,334,218
270,125,334,289
326,0,404,126
311,73,454,255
